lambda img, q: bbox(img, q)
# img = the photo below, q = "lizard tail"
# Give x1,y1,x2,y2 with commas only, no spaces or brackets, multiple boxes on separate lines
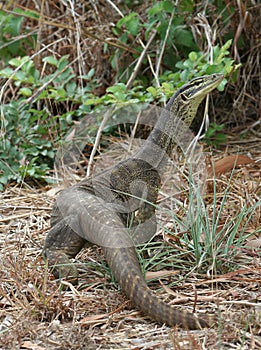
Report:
104,246,214,329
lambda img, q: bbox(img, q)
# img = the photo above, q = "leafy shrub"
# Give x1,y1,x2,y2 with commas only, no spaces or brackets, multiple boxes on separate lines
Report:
0,8,37,67
0,40,237,190
0,1,241,190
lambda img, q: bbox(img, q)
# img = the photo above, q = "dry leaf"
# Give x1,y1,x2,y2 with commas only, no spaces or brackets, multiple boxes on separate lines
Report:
209,154,255,176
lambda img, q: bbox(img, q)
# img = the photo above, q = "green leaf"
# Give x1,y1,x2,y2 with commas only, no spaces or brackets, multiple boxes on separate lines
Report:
180,69,189,81
147,86,158,97
161,82,174,96
162,0,174,12
43,56,58,66
148,1,167,16
6,15,23,36
87,68,95,79
14,70,27,82
48,88,66,99
0,67,13,78
66,81,77,96
19,87,32,96
215,133,226,144
217,78,227,91
0,174,9,185
84,97,103,106
117,12,137,27
221,39,233,52
148,2,162,16
205,128,215,138
57,55,70,70
106,83,127,94
22,60,35,73
27,167,36,176
183,59,194,69
188,51,198,62
175,61,185,69
179,0,194,12
117,12,140,36
127,16,140,36
205,65,220,74
175,29,195,48
9,57,23,67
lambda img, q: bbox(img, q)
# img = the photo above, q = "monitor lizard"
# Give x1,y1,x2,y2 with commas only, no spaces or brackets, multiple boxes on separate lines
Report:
43,73,223,329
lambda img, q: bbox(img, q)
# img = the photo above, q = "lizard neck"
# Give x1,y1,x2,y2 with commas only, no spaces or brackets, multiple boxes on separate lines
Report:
133,95,199,170
133,73,223,170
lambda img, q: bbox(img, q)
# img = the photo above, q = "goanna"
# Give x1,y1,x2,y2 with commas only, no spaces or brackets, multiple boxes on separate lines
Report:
44,73,223,329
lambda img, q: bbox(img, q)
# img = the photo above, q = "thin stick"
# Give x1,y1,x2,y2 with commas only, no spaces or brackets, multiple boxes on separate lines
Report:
126,29,157,89
105,0,160,86
105,0,124,17
128,110,142,153
155,11,174,83
86,108,113,177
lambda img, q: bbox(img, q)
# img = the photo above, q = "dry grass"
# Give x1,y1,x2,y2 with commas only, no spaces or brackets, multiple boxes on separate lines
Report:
1,131,260,349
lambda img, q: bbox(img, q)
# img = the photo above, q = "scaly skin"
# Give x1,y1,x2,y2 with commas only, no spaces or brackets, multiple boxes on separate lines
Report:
44,74,223,329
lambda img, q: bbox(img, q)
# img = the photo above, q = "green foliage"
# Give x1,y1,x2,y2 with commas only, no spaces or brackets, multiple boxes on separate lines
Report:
174,40,235,85
1,102,51,188
204,123,227,146
0,54,146,189
0,56,83,190
0,40,235,189
0,8,37,66
117,12,140,36
146,40,237,105
186,178,261,273
147,0,195,52
0,1,240,189
137,177,261,276
111,0,198,79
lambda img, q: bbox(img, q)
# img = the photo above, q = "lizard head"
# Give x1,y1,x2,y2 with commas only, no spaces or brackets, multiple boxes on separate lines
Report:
169,73,224,126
